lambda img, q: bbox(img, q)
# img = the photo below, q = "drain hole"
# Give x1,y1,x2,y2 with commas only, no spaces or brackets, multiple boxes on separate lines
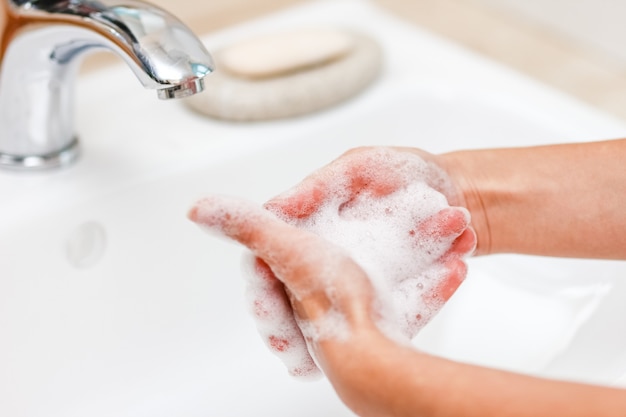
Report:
66,221,107,269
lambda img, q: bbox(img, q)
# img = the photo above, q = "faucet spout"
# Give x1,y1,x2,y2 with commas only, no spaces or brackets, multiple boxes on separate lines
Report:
0,0,215,170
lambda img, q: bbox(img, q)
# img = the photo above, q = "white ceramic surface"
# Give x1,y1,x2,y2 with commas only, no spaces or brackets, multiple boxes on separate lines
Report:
1,1,626,416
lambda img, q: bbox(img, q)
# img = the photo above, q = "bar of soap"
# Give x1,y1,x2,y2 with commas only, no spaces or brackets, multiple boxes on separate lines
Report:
219,28,355,79
184,28,382,121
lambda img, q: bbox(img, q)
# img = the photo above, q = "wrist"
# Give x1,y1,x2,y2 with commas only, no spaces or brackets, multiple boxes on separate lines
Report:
316,326,408,417
438,142,624,258
437,150,496,256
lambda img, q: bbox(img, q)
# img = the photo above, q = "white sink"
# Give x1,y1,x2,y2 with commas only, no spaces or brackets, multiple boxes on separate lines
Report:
1,1,626,416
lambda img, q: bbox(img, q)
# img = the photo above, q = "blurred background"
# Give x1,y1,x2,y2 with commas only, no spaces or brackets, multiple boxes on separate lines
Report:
141,0,626,122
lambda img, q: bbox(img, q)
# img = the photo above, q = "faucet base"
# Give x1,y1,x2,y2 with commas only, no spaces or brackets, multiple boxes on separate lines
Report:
0,137,80,171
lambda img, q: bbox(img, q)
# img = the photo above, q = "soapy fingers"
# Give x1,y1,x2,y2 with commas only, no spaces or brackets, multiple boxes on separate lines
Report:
189,195,377,376
189,196,372,303
414,207,475,306
266,146,456,220
263,148,475,340
245,256,320,377
265,147,475,267
189,197,320,376
189,147,476,378
265,147,410,219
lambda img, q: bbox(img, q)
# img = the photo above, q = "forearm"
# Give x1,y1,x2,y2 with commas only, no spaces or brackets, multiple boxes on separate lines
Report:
322,330,626,417
440,139,626,258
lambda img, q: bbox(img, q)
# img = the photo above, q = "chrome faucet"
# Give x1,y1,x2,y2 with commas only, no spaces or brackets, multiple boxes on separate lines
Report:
0,0,214,170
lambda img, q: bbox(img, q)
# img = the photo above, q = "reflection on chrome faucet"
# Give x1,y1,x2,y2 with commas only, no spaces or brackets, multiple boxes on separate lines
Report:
0,0,214,170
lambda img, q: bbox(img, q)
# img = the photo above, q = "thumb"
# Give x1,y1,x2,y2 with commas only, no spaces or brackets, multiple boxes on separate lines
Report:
188,195,358,300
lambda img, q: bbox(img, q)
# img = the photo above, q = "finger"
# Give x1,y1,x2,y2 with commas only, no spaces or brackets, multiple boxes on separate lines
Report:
249,257,312,334
265,179,328,219
267,148,406,219
189,195,349,301
247,257,292,321
343,158,403,199
245,257,320,378
415,207,470,240
423,259,468,306
189,195,305,257
442,227,477,260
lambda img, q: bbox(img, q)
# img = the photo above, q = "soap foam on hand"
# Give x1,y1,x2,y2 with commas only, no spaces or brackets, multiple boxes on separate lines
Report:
190,148,473,379
190,195,348,379
266,148,470,341
292,182,454,339
242,254,322,379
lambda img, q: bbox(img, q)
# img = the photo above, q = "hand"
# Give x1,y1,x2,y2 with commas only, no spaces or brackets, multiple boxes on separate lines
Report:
188,196,379,378
189,143,626,417
190,147,476,378
262,147,475,362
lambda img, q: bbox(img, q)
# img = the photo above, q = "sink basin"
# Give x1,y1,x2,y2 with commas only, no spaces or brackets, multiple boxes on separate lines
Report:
1,1,626,416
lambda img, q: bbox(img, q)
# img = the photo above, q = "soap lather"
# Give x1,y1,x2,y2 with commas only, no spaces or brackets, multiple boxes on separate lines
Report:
185,27,382,121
